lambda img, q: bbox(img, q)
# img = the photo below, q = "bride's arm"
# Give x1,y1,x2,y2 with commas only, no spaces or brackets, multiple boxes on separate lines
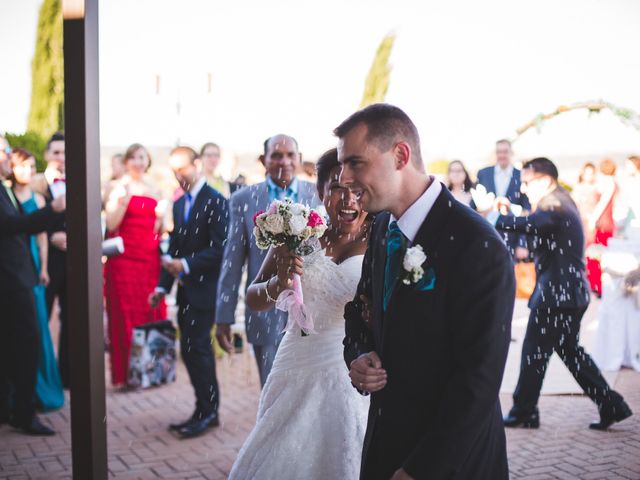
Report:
246,245,303,311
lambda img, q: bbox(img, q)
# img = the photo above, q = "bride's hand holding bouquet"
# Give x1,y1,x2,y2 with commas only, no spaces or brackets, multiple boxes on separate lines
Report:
253,198,328,335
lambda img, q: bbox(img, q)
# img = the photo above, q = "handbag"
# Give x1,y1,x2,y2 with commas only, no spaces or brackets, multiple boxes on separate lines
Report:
102,236,124,257
515,261,536,299
127,320,177,389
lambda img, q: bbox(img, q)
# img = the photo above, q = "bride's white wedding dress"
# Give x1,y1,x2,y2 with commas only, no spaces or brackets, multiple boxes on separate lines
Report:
228,249,369,480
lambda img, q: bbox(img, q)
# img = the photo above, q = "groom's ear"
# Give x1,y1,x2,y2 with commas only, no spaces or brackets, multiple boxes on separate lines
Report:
393,141,412,170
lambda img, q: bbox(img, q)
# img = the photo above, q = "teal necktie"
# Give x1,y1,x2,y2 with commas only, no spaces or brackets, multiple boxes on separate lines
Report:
383,221,407,311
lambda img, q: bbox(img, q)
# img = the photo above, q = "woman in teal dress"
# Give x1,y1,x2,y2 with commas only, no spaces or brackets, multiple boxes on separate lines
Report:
11,148,64,411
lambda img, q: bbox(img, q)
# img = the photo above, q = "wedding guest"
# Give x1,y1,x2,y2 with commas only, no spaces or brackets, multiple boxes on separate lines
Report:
572,162,599,245
215,134,319,386
10,148,64,411
104,143,166,388
200,142,230,198
616,155,640,229
475,139,531,260
446,159,472,206
586,158,619,295
486,157,632,430
110,153,125,181
0,135,66,435
229,173,247,195
31,132,70,388
149,146,228,438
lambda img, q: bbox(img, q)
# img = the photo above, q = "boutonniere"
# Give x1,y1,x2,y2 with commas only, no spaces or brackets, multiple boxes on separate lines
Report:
401,245,436,291
402,245,427,285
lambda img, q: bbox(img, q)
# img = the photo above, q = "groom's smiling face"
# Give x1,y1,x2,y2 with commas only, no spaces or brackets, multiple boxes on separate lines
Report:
338,123,398,214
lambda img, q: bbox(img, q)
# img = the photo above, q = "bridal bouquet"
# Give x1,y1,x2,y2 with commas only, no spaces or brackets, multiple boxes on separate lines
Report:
253,198,328,335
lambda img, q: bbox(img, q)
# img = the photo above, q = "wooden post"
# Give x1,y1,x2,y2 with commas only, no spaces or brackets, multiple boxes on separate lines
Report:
63,0,108,478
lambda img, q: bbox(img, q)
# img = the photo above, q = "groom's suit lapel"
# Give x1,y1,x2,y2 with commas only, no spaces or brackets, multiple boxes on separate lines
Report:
378,185,452,354
372,212,390,351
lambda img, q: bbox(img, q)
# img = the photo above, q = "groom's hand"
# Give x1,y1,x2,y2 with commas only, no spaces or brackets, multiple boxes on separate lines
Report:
349,352,387,393
390,468,414,480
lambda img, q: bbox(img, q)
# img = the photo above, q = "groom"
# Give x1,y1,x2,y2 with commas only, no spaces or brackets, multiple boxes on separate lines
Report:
339,104,515,480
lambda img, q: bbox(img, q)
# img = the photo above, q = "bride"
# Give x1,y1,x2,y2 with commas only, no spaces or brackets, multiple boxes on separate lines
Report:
228,148,371,480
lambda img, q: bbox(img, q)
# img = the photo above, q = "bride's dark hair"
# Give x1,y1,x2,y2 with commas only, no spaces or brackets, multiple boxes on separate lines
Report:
315,148,339,199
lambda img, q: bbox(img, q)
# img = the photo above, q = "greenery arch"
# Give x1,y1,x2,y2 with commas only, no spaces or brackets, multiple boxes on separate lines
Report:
511,100,640,142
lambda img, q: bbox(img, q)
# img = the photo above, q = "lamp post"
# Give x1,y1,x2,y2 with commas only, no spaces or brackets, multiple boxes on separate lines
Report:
63,0,108,478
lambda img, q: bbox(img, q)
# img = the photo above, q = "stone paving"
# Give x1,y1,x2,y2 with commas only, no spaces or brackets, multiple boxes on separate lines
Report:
1,300,639,480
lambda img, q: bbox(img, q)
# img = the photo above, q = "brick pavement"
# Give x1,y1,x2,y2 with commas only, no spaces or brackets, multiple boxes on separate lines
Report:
2,306,640,479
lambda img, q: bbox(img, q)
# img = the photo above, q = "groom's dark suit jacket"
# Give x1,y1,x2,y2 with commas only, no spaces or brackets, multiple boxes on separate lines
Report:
344,186,514,480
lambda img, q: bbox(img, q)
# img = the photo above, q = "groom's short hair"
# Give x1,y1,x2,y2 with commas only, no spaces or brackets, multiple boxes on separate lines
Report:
333,103,423,168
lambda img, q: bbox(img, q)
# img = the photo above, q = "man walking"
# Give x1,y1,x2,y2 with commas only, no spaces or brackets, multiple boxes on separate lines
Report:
488,157,632,430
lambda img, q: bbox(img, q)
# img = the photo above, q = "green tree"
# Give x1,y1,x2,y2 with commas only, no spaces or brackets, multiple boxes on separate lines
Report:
27,0,64,139
4,131,48,172
360,33,395,108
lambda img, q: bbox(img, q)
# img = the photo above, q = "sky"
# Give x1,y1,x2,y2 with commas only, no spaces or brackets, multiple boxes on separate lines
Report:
2,0,640,170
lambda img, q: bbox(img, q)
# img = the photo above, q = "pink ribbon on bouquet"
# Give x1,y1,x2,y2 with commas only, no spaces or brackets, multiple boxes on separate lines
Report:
276,273,316,335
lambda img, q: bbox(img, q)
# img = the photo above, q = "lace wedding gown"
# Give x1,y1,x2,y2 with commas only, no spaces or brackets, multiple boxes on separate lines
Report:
228,250,370,480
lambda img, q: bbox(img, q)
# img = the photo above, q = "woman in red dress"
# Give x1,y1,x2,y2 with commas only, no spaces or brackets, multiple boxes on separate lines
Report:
585,159,618,296
104,144,167,387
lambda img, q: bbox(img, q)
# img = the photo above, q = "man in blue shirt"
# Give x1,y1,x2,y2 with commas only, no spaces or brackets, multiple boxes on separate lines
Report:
215,135,319,386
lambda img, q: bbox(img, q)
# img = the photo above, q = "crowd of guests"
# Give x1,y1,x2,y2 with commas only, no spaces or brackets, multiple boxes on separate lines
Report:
1,125,637,440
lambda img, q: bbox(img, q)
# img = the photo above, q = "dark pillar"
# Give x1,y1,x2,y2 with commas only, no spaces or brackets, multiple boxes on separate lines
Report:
63,0,108,478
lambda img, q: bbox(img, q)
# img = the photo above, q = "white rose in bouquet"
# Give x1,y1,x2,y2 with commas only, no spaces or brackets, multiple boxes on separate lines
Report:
264,214,285,234
290,203,307,217
289,214,308,236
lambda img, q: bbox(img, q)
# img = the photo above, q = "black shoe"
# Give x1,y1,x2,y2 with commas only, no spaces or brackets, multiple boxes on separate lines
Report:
589,401,633,430
178,412,219,439
169,411,198,431
10,415,56,436
503,411,540,429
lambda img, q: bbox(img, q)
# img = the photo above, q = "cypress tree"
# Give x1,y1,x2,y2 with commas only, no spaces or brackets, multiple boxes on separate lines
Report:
27,0,64,139
360,33,395,108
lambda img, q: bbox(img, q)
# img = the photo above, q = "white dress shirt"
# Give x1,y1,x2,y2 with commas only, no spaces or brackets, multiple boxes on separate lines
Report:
390,177,442,245
494,165,514,198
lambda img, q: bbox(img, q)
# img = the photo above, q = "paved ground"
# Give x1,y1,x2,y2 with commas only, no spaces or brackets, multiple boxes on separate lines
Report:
1,300,640,480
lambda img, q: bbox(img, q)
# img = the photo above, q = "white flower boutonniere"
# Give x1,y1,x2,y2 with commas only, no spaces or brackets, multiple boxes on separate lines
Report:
402,245,427,285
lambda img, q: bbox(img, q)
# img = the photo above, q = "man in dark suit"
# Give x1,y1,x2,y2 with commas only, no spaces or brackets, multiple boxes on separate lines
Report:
338,105,514,480
149,146,228,439
475,139,531,260
32,132,70,388
0,135,66,435
487,157,632,430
